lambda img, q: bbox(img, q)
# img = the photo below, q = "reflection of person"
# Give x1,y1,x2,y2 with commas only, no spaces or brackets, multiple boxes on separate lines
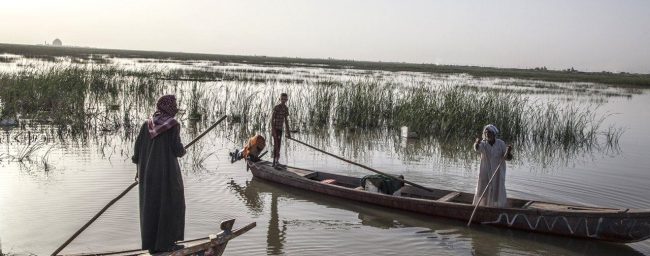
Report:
132,95,186,252
472,124,512,207
271,93,291,168
230,134,266,163
267,193,287,254
227,180,264,214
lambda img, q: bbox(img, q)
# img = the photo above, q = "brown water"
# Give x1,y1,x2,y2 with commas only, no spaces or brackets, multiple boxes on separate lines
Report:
1,56,649,255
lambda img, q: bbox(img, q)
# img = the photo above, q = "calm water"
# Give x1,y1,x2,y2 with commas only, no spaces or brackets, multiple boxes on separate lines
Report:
0,56,649,255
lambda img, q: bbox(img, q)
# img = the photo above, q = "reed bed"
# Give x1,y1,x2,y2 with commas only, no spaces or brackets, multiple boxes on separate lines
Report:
0,67,87,122
316,79,606,149
334,79,395,129
305,83,336,127
0,63,623,164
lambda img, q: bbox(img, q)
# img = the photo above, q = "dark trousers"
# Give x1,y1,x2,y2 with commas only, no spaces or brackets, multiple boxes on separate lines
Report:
273,129,282,161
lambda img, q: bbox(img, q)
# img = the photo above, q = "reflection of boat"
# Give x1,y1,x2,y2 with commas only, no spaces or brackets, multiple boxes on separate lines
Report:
248,160,650,243
62,219,256,256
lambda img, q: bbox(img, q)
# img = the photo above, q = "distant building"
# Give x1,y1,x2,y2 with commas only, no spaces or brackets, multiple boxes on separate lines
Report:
52,39,62,46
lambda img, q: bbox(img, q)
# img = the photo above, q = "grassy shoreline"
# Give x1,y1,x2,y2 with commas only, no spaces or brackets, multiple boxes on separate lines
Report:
2,43,650,87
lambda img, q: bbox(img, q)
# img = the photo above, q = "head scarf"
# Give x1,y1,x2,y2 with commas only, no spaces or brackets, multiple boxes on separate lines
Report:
147,95,180,138
483,124,499,134
156,95,179,117
482,124,499,140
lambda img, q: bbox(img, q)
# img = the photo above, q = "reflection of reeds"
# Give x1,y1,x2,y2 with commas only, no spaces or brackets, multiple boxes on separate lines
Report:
15,139,46,162
604,126,624,148
5,132,55,171
190,150,216,171
40,145,54,172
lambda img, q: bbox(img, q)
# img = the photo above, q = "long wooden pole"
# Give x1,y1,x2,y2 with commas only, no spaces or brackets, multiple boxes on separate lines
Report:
466,154,507,227
51,115,227,256
288,137,434,193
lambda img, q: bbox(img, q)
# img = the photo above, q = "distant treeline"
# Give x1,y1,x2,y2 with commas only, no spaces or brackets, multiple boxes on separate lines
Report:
1,43,649,87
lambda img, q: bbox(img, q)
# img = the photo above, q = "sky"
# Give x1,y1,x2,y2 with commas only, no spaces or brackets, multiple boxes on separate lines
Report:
1,0,649,73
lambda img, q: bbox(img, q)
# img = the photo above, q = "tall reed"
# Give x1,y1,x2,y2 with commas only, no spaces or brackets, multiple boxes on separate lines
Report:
0,63,622,157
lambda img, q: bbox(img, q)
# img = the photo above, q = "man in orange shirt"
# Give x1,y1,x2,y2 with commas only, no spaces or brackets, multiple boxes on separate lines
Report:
230,134,266,163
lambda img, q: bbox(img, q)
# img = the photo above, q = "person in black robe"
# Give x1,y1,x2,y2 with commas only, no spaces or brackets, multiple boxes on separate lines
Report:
131,95,186,252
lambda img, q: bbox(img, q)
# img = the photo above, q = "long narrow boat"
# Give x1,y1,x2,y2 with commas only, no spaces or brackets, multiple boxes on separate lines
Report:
248,160,650,243
62,219,256,256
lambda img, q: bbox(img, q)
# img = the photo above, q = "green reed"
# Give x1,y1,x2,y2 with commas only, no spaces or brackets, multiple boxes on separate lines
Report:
334,79,395,128
323,80,616,149
0,65,164,136
0,66,87,122
187,82,206,120
304,83,336,127
0,63,622,157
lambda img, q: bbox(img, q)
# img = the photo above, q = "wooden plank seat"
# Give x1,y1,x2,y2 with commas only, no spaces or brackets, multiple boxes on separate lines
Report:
437,191,461,202
286,167,318,179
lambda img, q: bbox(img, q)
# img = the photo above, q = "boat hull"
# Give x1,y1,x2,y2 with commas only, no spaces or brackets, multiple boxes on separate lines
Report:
248,161,650,243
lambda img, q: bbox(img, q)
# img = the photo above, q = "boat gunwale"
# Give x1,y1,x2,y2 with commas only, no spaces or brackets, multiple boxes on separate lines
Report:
248,161,650,218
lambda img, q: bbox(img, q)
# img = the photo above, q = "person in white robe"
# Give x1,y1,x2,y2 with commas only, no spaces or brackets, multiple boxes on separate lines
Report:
473,124,513,207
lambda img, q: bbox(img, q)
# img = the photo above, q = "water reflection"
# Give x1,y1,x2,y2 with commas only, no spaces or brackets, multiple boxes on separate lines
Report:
228,180,264,215
228,178,644,256
266,193,287,255
0,114,623,183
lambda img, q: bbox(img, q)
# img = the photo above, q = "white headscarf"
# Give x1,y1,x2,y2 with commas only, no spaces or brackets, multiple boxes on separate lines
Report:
483,124,499,135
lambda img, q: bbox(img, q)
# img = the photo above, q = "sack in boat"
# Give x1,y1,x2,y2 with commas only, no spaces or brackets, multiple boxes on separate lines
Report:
360,174,404,195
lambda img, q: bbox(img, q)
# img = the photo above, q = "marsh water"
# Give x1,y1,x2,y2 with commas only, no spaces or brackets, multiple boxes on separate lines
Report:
0,54,649,255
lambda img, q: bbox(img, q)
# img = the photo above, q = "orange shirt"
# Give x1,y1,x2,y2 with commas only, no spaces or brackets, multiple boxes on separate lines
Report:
242,135,266,158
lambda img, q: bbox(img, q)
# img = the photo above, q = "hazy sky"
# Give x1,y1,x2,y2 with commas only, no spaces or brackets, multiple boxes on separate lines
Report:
2,0,649,73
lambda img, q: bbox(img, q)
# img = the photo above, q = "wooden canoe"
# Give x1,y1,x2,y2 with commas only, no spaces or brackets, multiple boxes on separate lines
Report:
247,160,650,243
62,219,256,256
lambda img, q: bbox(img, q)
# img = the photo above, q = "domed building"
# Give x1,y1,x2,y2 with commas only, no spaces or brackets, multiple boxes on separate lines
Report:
52,38,62,46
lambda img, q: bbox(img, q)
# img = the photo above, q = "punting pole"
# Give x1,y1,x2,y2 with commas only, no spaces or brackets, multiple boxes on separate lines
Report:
467,152,508,227
288,137,435,193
